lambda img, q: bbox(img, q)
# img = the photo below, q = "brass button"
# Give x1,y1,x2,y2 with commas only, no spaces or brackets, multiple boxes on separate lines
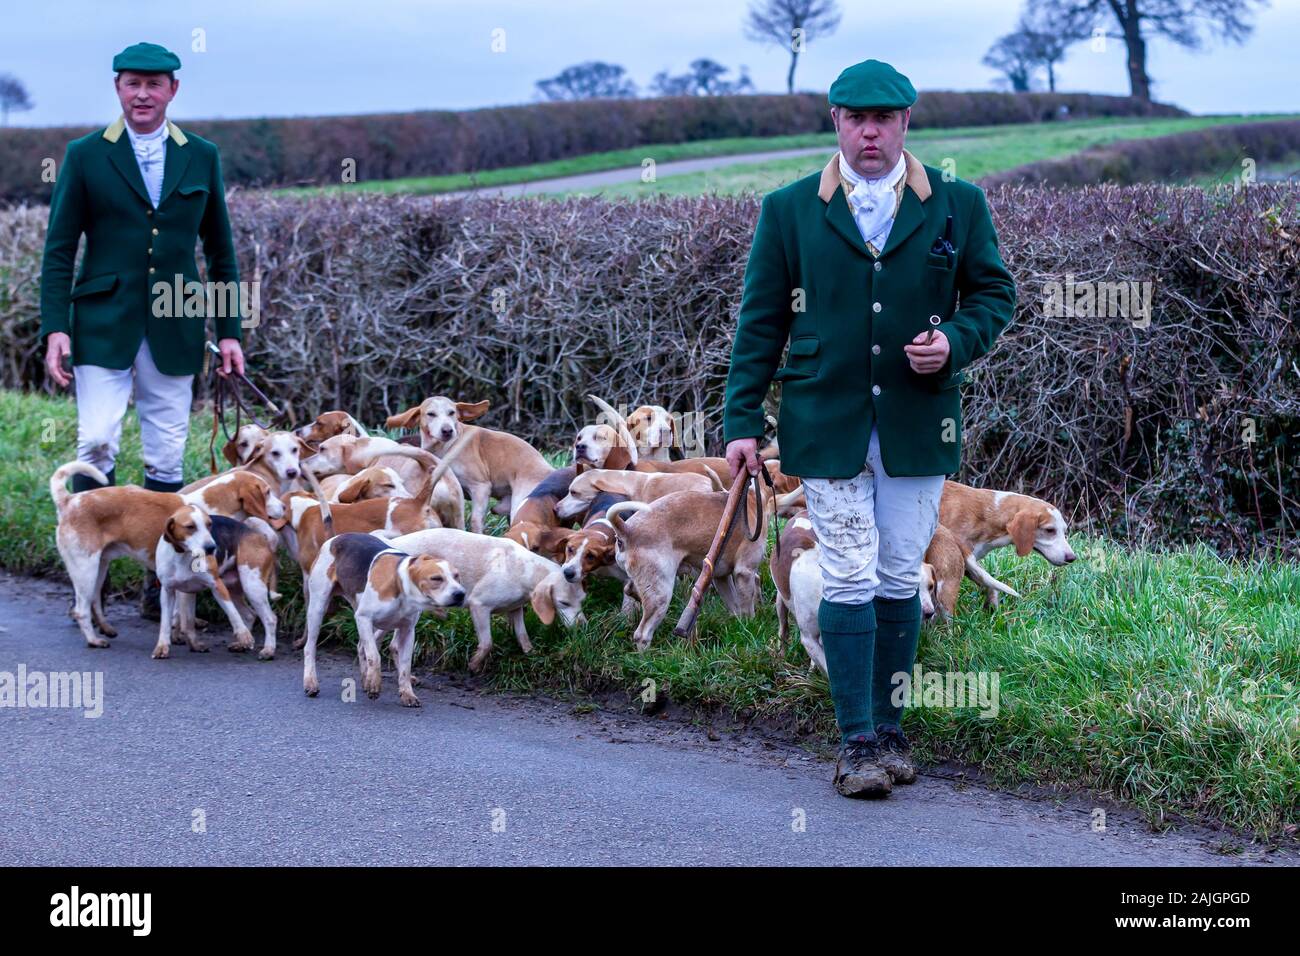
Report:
147,247,153,255
872,384,881,396
148,267,155,274
872,302,882,313
872,344,881,355
874,261,882,272
152,228,159,236
146,209,153,216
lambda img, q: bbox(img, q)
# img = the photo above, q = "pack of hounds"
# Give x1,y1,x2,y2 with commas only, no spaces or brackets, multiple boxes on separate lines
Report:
49,394,1077,705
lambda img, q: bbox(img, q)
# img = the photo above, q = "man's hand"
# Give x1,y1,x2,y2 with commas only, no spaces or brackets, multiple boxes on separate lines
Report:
726,438,760,478
903,329,950,375
217,338,245,377
44,332,72,389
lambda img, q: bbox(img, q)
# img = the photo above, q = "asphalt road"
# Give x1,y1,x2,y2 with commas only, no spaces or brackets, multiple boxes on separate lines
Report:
0,571,1283,866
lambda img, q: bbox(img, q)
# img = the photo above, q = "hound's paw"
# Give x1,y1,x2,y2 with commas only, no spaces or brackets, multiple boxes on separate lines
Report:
151,644,170,659
399,690,421,708
97,622,118,637
257,647,275,661
304,678,319,697
291,635,307,651
228,635,254,653
86,637,111,649
187,639,210,653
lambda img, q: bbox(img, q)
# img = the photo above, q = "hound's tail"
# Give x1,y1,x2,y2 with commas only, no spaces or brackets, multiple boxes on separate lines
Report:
963,554,1021,599
702,465,725,492
49,461,109,516
588,394,640,466
413,431,470,505
604,500,650,538
775,484,805,511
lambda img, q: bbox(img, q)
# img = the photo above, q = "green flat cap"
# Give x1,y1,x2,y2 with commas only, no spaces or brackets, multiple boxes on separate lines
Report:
112,42,182,74
828,59,915,110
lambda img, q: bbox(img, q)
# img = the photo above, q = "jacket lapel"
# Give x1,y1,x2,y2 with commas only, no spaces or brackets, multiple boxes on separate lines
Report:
880,187,924,258
158,121,191,206
103,118,152,207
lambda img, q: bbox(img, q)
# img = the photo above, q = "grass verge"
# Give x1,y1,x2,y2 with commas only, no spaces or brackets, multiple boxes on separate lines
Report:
6,389,1298,838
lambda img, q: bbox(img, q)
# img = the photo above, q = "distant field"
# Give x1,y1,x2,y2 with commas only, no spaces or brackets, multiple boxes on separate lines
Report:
278,113,1297,199
558,113,1299,198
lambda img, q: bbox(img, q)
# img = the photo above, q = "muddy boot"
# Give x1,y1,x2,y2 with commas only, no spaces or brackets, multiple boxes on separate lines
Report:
834,735,893,798
875,725,917,785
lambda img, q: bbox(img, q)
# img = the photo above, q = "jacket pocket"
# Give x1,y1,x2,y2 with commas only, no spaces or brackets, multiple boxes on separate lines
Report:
177,182,210,197
773,336,820,382
70,273,118,299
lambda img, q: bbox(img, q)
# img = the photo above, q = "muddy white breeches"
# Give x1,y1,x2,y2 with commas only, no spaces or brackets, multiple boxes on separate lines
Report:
74,340,194,484
801,425,945,604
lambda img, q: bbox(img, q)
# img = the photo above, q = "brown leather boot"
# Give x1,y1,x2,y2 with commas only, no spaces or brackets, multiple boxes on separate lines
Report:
875,726,918,785
834,735,893,798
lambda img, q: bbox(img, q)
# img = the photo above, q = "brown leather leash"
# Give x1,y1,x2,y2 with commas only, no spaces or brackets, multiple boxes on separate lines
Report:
204,341,284,475
673,459,780,638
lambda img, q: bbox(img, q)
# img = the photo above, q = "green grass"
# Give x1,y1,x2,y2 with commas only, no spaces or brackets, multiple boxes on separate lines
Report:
9,389,1299,837
276,114,1299,200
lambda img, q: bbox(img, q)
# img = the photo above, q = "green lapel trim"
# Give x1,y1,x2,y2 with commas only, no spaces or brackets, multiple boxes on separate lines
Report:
102,115,191,206
158,127,192,206
105,130,152,206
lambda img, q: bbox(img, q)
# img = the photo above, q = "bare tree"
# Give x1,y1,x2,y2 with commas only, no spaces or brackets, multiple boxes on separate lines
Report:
1029,0,1268,102
744,0,842,94
983,32,1038,91
652,59,755,97
0,74,34,126
1019,7,1078,91
535,62,637,101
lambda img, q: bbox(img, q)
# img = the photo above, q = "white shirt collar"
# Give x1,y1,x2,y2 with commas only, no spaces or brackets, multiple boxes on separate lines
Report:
125,119,168,146
838,150,906,191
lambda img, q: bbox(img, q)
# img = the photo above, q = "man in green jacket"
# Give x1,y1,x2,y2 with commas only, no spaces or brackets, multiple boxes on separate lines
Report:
40,41,246,616
723,60,1015,799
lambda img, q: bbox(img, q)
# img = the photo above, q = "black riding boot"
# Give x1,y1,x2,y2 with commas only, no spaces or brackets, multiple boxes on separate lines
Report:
70,466,115,493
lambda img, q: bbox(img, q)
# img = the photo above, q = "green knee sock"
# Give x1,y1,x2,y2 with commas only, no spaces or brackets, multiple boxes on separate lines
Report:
871,592,922,731
818,599,876,744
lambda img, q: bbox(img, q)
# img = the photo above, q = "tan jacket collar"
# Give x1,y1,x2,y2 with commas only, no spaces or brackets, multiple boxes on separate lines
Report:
818,148,930,204
103,115,188,146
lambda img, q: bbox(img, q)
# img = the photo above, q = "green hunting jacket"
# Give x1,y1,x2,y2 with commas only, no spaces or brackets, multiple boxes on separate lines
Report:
39,116,242,376
722,149,1015,479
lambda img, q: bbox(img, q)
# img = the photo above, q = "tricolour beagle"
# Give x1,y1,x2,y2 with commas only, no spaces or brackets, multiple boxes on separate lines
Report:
302,533,465,706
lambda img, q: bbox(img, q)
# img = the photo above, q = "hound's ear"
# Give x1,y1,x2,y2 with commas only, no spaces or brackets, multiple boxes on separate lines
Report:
586,473,621,495
538,528,574,560
530,578,556,626
337,478,369,504
295,436,315,460
1008,510,1039,557
244,437,269,465
385,406,422,431
456,400,490,421
242,481,271,521
222,438,242,467
164,517,186,554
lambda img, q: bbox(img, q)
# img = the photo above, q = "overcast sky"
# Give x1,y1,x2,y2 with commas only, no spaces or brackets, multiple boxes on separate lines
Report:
3,0,1296,128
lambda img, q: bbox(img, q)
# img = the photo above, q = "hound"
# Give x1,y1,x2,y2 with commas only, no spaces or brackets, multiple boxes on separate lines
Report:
625,404,676,462
605,489,768,651
554,468,716,521
293,409,370,447
387,528,588,673
153,505,280,660
940,480,1077,602
302,533,465,706
385,396,552,533
184,431,314,497
220,423,270,466
318,466,410,503
50,462,284,648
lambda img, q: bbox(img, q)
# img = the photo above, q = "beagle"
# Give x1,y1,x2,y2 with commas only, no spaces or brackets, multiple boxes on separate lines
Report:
153,505,280,660
625,404,675,462
293,409,369,447
388,528,588,673
301,434,436,478
221,424,271,466
302,532,465,706
385,396,552,534
318,466,410,503
605,489,768,651
510,466,577,529
184,431,314,498
554,468,715,521
50,461,285,649
285,488,441,580
939,480,1078,583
